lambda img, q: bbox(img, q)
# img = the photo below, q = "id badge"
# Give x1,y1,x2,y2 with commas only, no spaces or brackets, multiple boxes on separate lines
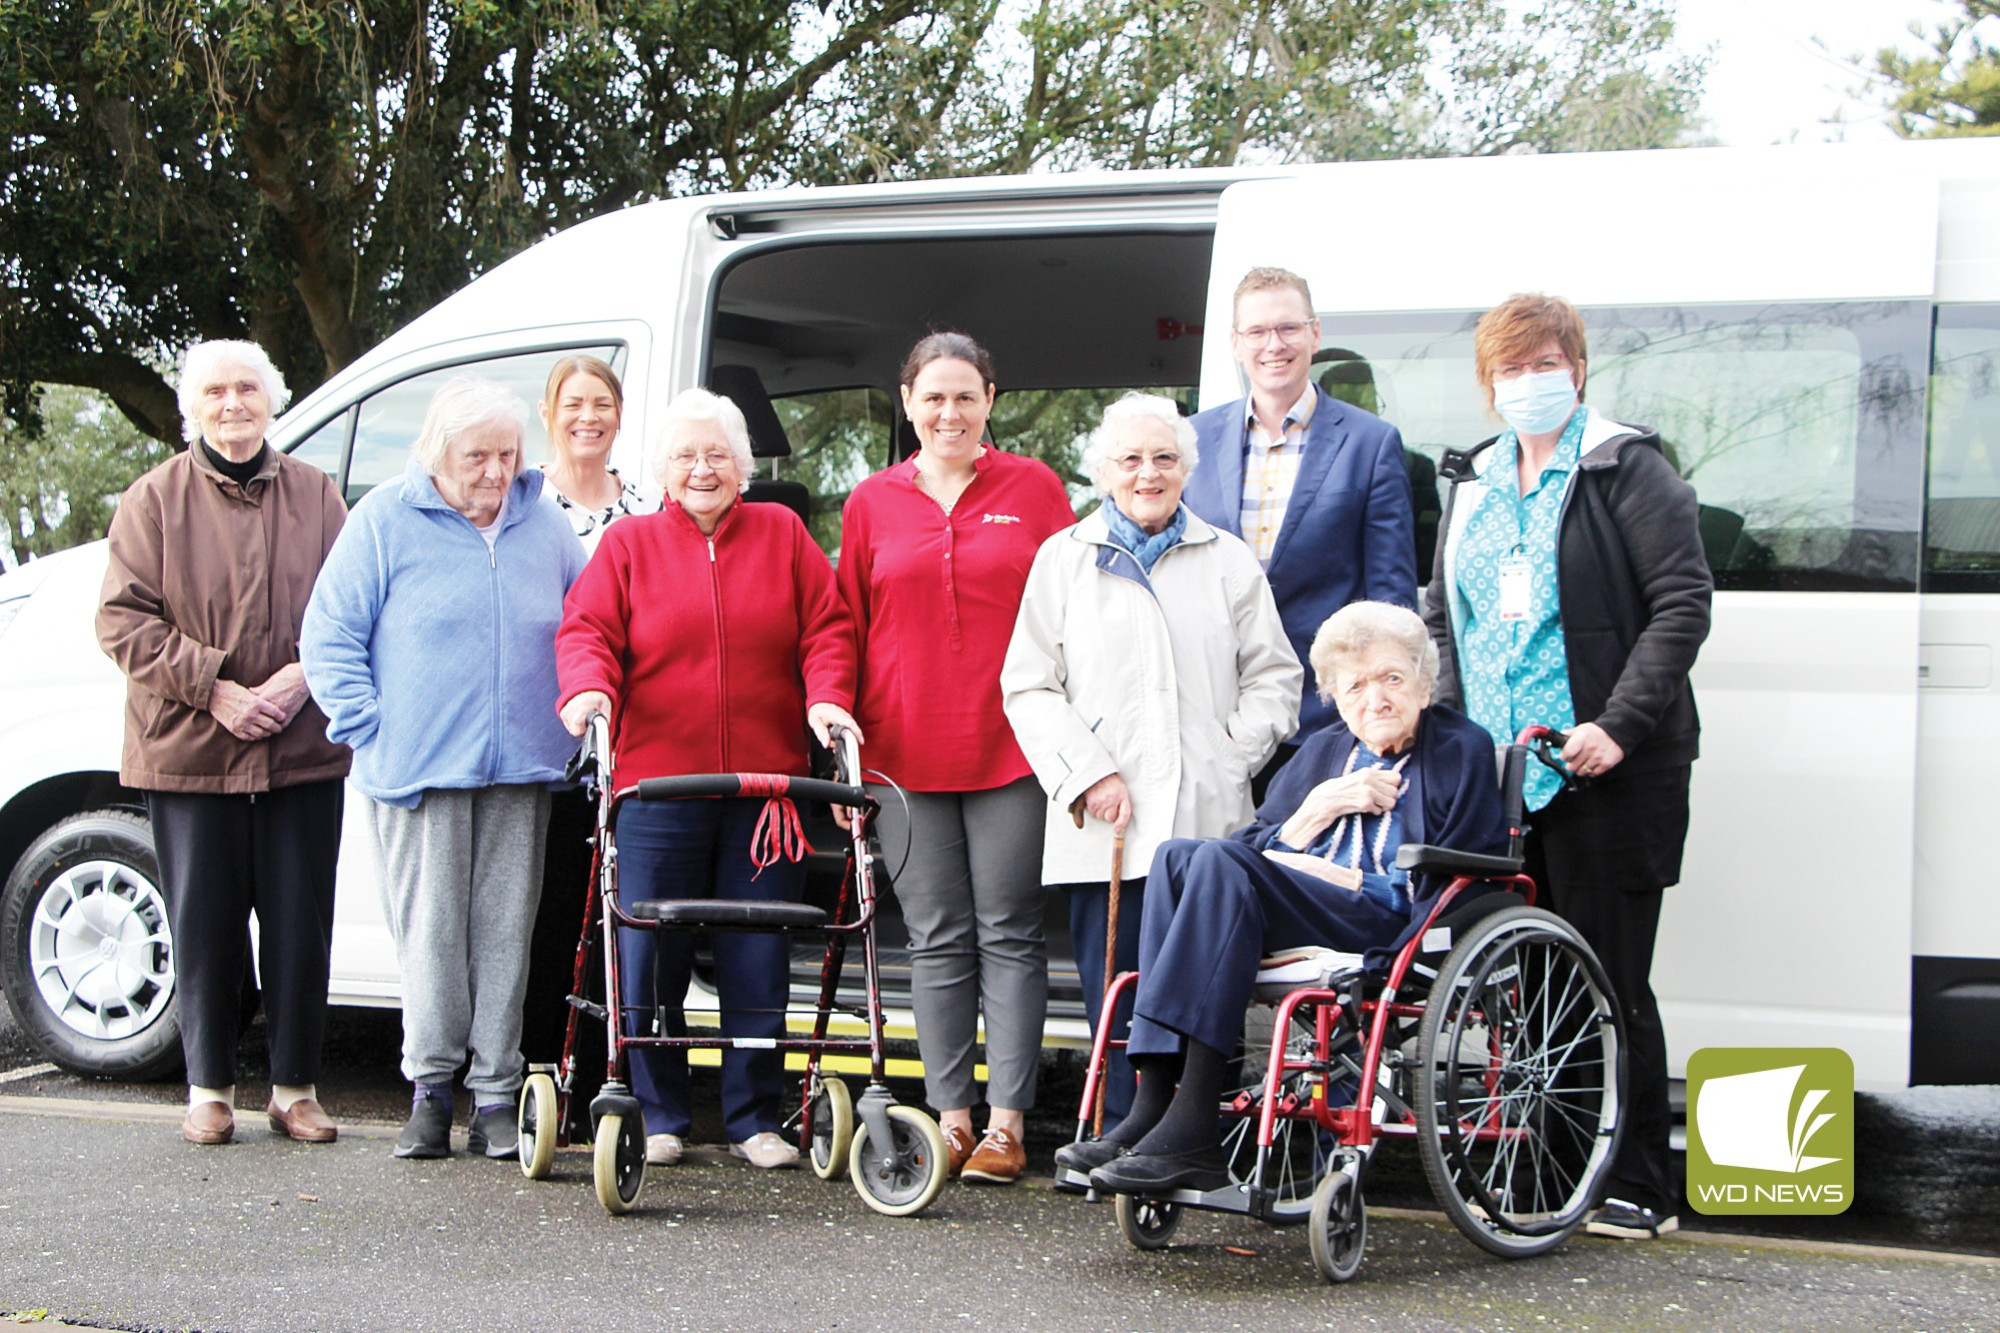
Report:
1498,554,1532,623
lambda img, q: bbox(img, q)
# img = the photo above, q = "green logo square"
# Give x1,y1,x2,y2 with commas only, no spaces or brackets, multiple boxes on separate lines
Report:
1686,1047,1853,1215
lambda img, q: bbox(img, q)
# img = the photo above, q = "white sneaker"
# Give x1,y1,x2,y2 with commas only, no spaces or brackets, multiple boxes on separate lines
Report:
731,1131,801,1169
645,1133,684,1165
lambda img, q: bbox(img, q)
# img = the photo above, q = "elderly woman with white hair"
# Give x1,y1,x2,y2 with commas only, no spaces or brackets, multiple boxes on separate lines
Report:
98,339,351,1147
302,377,586,1162
555,387,860,1170
1002,392,1301,1131
1063,601,1509,1193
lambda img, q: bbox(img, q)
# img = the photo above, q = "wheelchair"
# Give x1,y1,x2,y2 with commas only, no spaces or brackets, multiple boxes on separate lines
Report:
516,716,948,1219
1056,726,1627,1281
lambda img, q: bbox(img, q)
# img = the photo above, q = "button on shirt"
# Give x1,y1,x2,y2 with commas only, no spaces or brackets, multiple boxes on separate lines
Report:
1239,388,1315,568
1456,410,1585,811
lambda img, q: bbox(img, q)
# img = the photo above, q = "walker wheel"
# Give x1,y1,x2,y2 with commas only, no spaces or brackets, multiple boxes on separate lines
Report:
808,1075,854,1181
593,1112,645,1215
518,1072,559,1181
1308,1166,1366,1283
1115,1193,1183,1250
848,1104,948,1217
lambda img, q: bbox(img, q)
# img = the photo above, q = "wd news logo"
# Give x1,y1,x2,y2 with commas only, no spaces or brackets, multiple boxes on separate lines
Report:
1686,1047,1853,1215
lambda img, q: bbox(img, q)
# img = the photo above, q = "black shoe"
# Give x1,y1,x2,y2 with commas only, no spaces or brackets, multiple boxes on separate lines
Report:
394,1099,453,1159
1089,1143,1230,1194
467,1104,518,1160
1053,1138,1127,1175
1586,1198,1680,1240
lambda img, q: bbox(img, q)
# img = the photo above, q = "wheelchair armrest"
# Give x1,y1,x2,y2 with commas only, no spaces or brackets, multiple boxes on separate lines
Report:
1394,844,1523,879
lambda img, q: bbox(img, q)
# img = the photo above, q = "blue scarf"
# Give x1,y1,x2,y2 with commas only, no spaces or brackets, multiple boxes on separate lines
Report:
1101,502,1188,573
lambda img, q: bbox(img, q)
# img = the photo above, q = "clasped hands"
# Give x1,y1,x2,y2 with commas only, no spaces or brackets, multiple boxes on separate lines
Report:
208,663,310,742
1263,768,1406,892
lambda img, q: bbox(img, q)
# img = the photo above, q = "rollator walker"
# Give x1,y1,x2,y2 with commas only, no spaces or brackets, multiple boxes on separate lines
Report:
1059,726,1628,1282
517,715,948,1218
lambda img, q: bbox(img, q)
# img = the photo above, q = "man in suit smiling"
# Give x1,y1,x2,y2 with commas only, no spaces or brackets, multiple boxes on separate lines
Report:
1185,267,1418,792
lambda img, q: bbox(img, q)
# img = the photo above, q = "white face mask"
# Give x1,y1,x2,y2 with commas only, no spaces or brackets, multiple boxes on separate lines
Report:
1492,369,1579,436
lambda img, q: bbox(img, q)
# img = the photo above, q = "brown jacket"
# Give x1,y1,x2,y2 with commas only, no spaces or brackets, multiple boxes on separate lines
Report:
98,444,352,793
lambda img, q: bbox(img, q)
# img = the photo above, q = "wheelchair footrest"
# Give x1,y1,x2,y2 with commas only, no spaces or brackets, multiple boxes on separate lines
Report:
627,899,830,929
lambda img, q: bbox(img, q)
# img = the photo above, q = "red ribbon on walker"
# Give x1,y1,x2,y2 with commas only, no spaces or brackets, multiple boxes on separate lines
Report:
740,774,814,879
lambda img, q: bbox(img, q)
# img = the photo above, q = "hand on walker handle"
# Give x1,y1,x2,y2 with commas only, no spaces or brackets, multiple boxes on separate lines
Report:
1560,722,1624,779
1076,773,1132,832
807,701,863,749
561,690,612,737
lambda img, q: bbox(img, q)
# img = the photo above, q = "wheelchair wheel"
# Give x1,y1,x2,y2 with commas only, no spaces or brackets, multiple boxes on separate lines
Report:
518,1072,559,1181
1114,1193,1182,1250
1413,905,1624,1259
1307,1163,1366,1283
807,1074,854,1181
849,1104,948,1217
593,1112,646,1215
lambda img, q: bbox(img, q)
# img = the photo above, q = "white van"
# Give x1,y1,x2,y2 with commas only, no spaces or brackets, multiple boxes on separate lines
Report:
3,141,1995,1094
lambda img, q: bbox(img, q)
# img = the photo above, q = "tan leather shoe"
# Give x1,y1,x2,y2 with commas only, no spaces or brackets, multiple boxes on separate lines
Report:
266,1097,338,1143
960,1127,1025,1184
943,1123,975,1178
182,1101,235,1145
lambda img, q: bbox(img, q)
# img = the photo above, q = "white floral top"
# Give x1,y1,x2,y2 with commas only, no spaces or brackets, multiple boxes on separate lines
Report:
538,465,656,555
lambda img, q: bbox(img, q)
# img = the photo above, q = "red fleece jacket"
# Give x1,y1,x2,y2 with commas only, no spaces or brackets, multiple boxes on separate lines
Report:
838,448,1074,791
557,500,856,789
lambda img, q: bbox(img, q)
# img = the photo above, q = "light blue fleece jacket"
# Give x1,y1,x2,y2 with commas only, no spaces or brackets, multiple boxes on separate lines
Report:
302,458,587,807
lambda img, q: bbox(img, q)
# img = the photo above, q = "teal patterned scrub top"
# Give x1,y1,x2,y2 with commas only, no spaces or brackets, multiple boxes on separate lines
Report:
1455,408,1587,810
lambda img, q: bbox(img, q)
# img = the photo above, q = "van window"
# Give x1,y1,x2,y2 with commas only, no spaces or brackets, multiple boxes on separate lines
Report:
771,387,895,552
344,345,625,507
1316,302,1930,592
1926,305,2000,593
285,409,350,481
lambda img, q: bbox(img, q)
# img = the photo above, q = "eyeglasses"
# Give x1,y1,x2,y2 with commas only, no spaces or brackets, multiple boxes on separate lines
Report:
1108,452,1185,473
1234,321,1315,345
665,449,736,471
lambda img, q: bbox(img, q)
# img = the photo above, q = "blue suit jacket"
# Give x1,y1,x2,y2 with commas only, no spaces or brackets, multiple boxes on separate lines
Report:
1186,386,1418,739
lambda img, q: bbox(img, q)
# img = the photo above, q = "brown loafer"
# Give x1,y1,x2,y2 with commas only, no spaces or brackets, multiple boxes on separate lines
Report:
266,1097,338,1143
182,1101,235,1145
960,1127,1025,1184
943,1123,976,1178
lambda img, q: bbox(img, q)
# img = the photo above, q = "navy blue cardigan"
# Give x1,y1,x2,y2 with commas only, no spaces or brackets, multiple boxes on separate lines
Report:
1228,705,1511,967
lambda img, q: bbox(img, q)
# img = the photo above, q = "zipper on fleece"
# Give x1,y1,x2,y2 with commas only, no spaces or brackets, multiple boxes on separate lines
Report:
707,534,729,770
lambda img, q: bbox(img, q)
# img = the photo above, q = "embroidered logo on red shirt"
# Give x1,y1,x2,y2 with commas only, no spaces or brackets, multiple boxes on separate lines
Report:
982,513,1022,524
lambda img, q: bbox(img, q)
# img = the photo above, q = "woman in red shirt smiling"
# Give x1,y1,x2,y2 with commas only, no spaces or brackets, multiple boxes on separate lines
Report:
839,333,1074,1183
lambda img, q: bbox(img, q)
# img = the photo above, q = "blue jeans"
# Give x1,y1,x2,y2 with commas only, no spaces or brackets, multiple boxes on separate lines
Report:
614,797,804,1142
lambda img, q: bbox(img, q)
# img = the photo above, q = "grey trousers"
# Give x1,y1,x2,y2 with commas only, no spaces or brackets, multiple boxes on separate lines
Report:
367,785,550,1100
870,777,1046,1111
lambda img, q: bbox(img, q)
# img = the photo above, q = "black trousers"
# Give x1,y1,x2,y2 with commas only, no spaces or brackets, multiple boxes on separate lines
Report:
520,786,606,1133
148,779,344,1089
1523,762,1691,1218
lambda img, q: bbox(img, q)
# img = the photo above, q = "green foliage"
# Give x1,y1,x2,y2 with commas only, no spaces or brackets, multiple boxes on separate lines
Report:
0,384,171,566
1,0,1702,485
1872,0,2000,138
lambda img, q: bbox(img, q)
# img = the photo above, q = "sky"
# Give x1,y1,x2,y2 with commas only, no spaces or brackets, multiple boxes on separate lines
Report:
1671,0,1984,146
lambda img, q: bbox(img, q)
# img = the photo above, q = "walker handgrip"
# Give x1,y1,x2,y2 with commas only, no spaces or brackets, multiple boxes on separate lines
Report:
634,773,873,809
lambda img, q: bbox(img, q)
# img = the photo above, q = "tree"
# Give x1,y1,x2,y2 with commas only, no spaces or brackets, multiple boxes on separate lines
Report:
1869,0,2000,138
0,385,169,568
1,0,1703,457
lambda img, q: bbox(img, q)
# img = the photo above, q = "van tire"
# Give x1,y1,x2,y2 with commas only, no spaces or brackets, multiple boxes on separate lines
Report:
0,810,185,1081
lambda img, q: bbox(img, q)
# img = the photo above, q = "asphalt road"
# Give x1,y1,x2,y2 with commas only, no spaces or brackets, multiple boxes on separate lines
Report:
4,1100,1999,1333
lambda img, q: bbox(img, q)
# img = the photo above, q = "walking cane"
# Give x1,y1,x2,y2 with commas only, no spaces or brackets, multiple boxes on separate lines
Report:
1094,824,1126,1137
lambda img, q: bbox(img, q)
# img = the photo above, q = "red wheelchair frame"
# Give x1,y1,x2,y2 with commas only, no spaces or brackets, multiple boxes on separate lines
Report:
1059,726,1628,1280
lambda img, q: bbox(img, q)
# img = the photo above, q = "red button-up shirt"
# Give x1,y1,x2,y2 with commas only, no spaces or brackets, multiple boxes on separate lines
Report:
839,449,1074,791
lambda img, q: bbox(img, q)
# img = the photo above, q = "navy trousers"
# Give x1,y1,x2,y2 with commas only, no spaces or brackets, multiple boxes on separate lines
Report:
1059,879,1145,1128
613,797,804,1142
1128,838,1408,1059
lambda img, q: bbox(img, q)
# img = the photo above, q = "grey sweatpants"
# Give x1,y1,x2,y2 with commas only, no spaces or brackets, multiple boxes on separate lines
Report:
870,777,1046,1112
367,785,550,1100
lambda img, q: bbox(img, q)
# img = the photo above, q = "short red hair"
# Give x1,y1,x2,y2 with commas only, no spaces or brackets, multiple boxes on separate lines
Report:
1472,294,1588,409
